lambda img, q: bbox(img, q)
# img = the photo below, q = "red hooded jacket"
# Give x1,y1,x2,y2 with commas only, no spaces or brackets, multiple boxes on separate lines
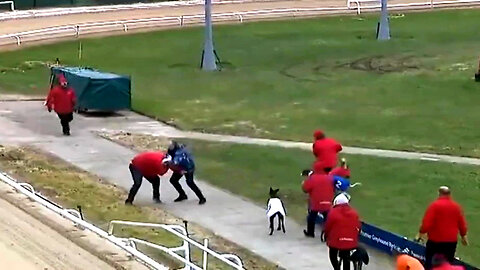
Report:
419,196,467,243
46,85,76,114
312,138,342,169
302,171,334,212
324,203,361,250
131,152,169,178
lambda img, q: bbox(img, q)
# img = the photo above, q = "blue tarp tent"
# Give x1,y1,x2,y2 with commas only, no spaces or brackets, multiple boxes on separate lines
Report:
50,67,131,112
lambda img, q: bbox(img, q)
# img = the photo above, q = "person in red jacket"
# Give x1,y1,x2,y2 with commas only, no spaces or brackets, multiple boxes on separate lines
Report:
125,151,169,205
312,130,342,173
45,73,76,136
324,193,361,270
417,186,468,269
432,254,465,270
302,161,334,238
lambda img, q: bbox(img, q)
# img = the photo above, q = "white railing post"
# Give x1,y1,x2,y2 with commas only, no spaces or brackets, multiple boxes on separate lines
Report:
75,25,80,38
202,239,208,270
430,0,434,8
357,1,361,14
181,15,184,26
14,35,20,45
123,24,128,32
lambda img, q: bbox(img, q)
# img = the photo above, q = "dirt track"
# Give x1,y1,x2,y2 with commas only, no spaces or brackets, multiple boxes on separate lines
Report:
0,0,425,35
0,196,116,270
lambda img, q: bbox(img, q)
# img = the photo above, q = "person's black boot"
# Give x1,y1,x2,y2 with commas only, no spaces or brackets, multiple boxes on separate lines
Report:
153,198,162,204
303,230,315,238
174,194,188,202
198,197,206,205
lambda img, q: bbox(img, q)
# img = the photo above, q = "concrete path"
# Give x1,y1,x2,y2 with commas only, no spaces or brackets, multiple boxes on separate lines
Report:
0,101,393,269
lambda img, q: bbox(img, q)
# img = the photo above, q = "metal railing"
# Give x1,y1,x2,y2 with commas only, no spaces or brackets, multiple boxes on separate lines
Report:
0,171,168,270
0,1,14,11
1,0,480,47
108,220,244,270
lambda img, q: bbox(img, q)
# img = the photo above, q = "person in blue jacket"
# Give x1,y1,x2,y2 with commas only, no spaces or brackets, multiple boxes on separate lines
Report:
163,141,206,205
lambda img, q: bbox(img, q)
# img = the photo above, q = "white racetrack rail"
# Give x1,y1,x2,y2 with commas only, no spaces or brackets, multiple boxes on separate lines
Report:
0,0,273,20
1,0,480,47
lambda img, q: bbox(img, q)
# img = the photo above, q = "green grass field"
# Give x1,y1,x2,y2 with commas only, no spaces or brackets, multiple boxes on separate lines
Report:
106,133,480,265
1,10,480,157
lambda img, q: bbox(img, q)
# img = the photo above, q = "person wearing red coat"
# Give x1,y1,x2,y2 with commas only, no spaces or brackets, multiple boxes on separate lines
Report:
312,130,342,172
125,151,169,205
45,73,76,136
417,186,468,269
302,162,334,238
324,193,361,270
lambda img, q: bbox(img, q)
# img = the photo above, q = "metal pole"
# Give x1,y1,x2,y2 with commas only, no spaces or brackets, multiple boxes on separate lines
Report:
203,239,208,270
377,0,390,40
201,0,217,71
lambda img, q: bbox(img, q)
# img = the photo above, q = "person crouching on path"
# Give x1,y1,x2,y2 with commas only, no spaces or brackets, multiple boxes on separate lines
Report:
312,130,342,173
417,186,468,269
45,73,76,136
324,193,361,270
125,151,169,205
302,161,334,238
163,141,206,205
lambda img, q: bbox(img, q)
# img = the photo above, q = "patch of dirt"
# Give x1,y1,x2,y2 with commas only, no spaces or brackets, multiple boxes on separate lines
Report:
346,55,421,74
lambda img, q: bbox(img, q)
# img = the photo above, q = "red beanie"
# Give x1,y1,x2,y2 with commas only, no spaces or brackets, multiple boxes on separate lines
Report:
313,129,324,140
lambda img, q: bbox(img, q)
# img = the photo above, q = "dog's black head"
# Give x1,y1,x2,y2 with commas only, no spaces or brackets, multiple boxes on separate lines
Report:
301,169,312,177
269,187,280,198
350,246,369,265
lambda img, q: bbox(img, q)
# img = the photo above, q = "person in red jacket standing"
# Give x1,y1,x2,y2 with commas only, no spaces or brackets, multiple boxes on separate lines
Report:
324,193,361,270
302,161,334,238
125,151,169,205
45,73,76,136
417,186,468,269
312,130,342,173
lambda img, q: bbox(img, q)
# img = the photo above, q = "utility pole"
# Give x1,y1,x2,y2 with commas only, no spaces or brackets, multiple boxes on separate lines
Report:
377,0,390,40
201,0,218,71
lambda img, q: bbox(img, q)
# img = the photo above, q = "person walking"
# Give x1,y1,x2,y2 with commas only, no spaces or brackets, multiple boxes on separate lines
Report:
163,141,206,205
302,161,334,238
324,193,361,270
394,249,424,270
125,151,169,205
312,130,343,173
417,186,468,269
45,73,76,136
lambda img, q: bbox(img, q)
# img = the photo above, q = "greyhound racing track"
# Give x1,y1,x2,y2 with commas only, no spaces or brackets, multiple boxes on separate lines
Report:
0,197,116,270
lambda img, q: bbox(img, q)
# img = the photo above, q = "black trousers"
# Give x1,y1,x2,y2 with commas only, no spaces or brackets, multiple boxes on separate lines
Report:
57,113,73,134
329,248,353,270
425,240,457,269
306,210,329,236
169,171,205,200
126,164,160,203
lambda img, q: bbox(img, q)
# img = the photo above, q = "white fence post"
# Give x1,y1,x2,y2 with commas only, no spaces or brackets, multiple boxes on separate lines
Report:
123,24,128,32
203,239,208,270
14,35,20,45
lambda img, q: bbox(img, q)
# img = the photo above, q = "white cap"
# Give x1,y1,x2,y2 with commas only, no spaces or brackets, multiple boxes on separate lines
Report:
333,193,350,206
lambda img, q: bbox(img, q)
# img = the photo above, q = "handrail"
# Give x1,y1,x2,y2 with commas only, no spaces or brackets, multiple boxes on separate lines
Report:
0,1,14,11
108,220,245,270
0,171,169,270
